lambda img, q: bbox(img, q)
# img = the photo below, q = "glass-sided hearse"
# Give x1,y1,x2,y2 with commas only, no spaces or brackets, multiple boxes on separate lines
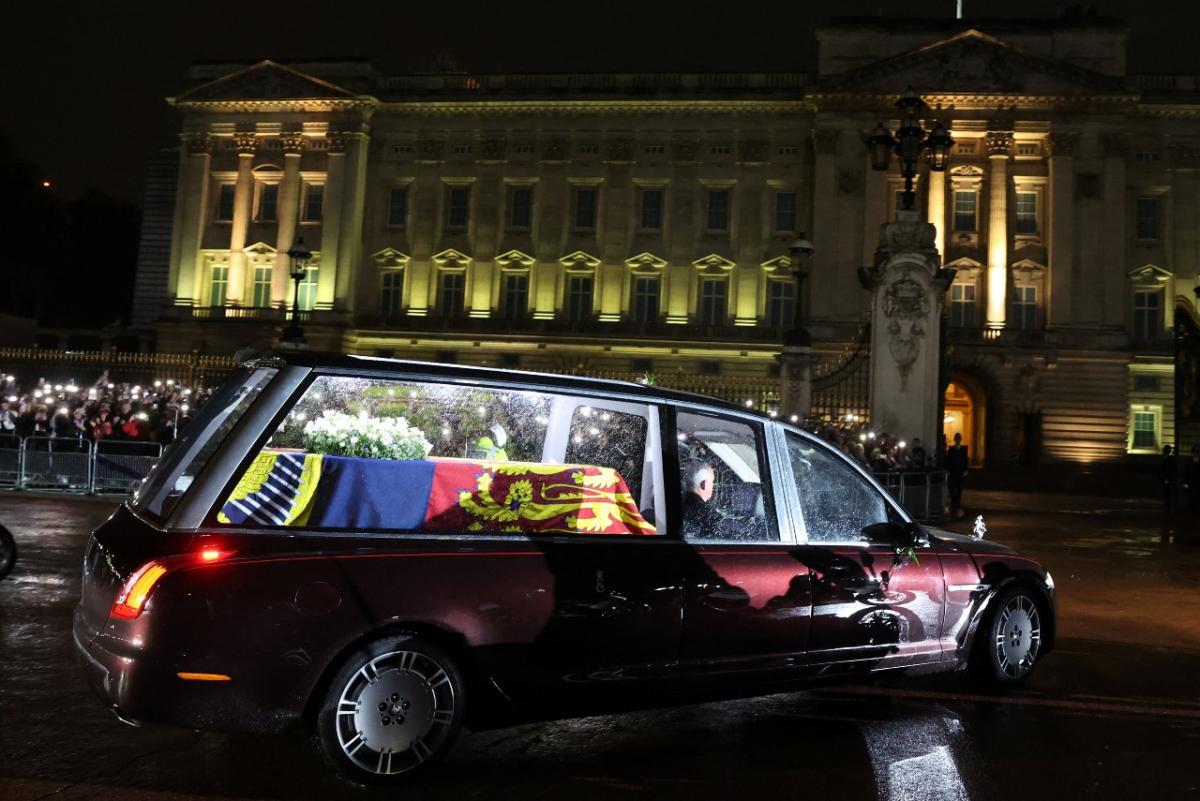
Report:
74,353,1054,784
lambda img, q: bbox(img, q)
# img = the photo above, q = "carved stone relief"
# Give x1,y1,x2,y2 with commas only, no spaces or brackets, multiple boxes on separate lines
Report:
232,132,258,154
882,273,931,390
279,132,306,154
984,131,1014,157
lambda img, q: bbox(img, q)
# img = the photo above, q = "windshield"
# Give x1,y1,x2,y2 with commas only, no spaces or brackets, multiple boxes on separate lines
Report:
130,367,277,523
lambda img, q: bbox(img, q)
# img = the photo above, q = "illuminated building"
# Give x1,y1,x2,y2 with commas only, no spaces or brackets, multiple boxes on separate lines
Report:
136,13,1197,464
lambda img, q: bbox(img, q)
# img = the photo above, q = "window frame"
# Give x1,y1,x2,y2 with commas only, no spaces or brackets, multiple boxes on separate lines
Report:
671,408,783,546
952,188,977,233
214,182,236,223
1136,196,1161,241
573,186,598,231
255,181,279,223
631,275,660,323
380,270,404,317
705,188,730,232
201,370,671,539
778,425,910,545
300,182,324,223
386,186,409,228
639,188,664,231
445,185,471,229
697,277,728,325
774,190,798,233
508,185,533,230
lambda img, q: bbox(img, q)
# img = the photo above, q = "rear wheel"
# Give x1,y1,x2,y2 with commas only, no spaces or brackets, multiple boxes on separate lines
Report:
316,634,464,784
972,586,1044,685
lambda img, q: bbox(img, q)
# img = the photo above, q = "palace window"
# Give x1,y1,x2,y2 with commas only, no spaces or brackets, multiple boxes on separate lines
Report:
208,263,228,307
767,280,795,329
1132,408,1159,450
1136,197,1160,240
640,188,663,230
509,186,533,229
631,276,660,323
514,143,536,155
446,186,471,228
386,186,408,228
215,184,236,222
1015,192,1038,234
577,144,599,155
452,144,473,155
573,187,597,230
775,191,797,233
565,274,594,321
296,266,318,311
380,271,404,317
698,278,728,325
257,183,278,222
1016,142,1039,157
301,184,323,222
1135,151,1161,164
710,145,731,155
439,272,465,318
643,145,665,155
1010,286,1037,330
251,266,272,308
777,145,801,156
949,283,976,328
500,273,529,320
1133,290,1162,341
706,189,729,232
953,190,977,232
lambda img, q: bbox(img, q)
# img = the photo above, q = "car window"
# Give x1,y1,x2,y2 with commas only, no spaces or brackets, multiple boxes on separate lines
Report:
214,375,663,536
786,432,890,543
676,410,777,543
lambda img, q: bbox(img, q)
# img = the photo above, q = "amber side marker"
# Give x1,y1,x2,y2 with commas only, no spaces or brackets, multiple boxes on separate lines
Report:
176,672,232,682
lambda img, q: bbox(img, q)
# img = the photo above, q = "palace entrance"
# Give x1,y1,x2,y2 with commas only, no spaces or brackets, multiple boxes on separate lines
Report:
943,378,985,467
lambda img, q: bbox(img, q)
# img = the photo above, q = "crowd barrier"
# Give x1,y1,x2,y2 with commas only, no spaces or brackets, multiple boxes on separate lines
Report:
872,469,948,523
0,436,162,495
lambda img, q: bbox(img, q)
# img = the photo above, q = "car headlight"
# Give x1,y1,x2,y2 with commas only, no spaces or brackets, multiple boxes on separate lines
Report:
1044,571,1055,591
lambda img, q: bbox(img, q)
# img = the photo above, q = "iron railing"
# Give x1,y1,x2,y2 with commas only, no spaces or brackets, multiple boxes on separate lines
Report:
0,436,161,495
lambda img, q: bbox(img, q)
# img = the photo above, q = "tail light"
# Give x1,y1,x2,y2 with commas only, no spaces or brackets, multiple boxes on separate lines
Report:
110,548,234,620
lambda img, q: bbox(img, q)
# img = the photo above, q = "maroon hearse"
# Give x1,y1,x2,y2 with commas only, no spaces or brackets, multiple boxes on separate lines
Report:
75,354,1054,783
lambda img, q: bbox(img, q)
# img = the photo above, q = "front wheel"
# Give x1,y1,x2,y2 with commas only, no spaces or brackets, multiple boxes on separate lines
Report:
972,587,1044,685
315,634,465,784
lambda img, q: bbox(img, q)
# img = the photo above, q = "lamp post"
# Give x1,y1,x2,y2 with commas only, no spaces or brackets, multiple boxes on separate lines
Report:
787,233,815,347
867,87,954,212
281,237,311,345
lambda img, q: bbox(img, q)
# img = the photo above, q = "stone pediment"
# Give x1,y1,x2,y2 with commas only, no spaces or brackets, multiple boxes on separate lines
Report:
1128,263,1172,283
761,255,793,274
559,251,601,271
625,252,668,272
174,60,357,103
811,30,1130,98
693,253,736,272
432,248,471,269
243,242,276,256
373,248,410,269
496,249,536,269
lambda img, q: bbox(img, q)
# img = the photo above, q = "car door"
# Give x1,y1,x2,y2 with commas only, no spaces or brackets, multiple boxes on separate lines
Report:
675,409,813,683
783,431,946,673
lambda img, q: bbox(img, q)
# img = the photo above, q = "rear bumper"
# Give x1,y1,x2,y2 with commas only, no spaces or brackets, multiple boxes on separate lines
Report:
72,606,296,735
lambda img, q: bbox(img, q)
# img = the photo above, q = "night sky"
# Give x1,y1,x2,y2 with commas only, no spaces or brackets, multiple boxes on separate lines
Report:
6,0,1199,205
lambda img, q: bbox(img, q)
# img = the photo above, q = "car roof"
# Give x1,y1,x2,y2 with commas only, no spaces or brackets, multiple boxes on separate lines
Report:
242,349,759,416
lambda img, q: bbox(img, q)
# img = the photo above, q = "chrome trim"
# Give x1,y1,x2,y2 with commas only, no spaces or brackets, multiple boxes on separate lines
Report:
766,421,802,545
948,583,990,593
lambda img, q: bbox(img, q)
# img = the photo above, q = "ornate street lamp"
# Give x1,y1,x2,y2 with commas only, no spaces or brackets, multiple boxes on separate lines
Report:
281,237,311,345
867,87,954,211
787,233,815,347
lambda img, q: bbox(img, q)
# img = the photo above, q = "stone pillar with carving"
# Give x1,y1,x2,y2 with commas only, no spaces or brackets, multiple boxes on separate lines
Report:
862,213,952,451
226,131,257,306
778,344,813,423
1046,131,1077,327
272,131,306,306
172,132,213,306
985,131,1013,330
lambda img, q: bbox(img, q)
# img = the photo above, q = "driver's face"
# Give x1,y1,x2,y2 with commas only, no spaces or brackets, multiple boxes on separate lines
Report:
696,469,715,502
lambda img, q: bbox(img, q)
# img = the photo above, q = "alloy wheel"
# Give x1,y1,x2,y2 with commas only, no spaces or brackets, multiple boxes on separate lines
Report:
993,594,1041,679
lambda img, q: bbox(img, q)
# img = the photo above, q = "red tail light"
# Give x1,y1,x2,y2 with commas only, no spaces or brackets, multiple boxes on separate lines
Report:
109,548,235,620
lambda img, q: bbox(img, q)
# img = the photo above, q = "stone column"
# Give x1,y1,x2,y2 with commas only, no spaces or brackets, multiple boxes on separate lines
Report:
863,215,952,449
172,132,213,306
927,168,946,260
340,128,370,316
272,132,305,307
317,131,347,311
1046,131,1078,327
778,342,813,422
226,132,257,306
985,131,1013,330
735,161,766,326
810,129,839,322
1101,133,1129,328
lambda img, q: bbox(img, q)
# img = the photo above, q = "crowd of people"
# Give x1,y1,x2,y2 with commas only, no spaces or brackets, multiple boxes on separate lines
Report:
0,372,210,450
806,417,937,472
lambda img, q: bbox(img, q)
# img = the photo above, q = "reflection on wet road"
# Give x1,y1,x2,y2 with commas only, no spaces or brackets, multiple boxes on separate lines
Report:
1,492,1198,800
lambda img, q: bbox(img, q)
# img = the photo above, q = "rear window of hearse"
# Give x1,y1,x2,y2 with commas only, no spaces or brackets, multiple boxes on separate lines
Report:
215,376,665,536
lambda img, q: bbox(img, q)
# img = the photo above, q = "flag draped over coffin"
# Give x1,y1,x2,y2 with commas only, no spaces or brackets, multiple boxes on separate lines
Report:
219,451,655,536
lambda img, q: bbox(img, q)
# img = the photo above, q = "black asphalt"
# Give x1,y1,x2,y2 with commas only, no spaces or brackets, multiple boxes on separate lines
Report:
0,492,1197,801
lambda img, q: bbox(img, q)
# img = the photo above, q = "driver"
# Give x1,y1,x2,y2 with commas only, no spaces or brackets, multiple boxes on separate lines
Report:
681,461,724,538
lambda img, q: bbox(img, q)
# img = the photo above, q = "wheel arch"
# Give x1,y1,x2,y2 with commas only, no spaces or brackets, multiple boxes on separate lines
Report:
964,571,1056,661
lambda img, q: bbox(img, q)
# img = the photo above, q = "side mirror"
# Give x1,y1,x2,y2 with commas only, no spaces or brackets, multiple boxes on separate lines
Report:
862,521,923,550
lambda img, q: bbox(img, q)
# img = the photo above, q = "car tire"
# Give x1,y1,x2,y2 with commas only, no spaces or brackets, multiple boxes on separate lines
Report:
971,586,1045,685
315,633,465,784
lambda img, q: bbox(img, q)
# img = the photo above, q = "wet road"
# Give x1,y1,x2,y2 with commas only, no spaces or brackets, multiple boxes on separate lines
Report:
1,491,1198,801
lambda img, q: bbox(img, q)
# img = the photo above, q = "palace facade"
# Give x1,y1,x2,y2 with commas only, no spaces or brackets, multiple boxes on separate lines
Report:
136,13,1200,465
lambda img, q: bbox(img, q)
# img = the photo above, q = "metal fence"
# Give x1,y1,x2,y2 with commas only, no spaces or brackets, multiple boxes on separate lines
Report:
873,469,948,524
0,436,161,495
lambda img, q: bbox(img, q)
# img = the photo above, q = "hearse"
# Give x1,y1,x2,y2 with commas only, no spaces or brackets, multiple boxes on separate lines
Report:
74,353,1054,783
